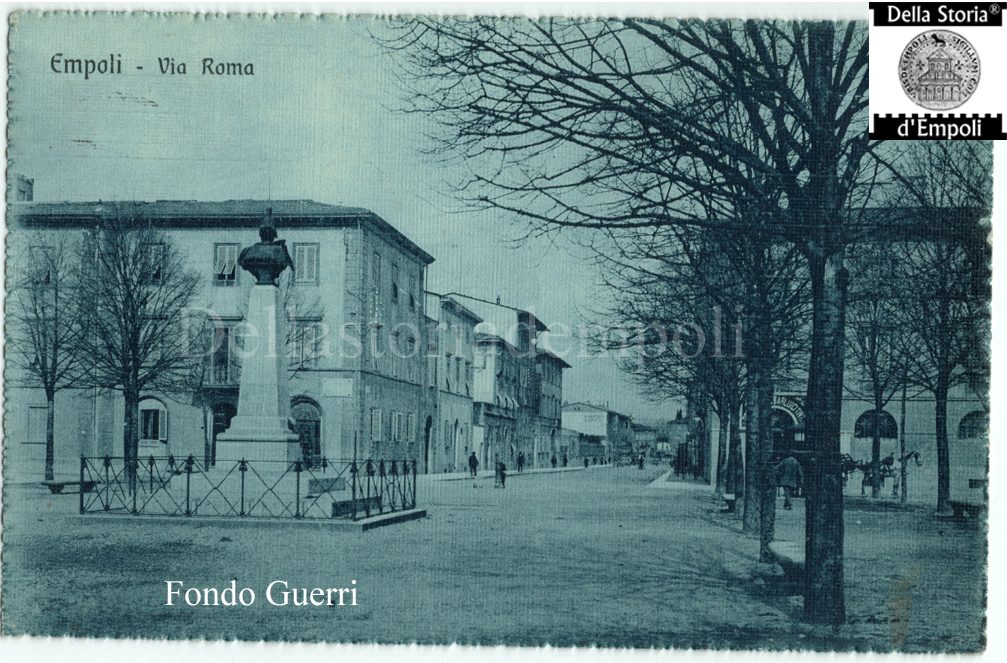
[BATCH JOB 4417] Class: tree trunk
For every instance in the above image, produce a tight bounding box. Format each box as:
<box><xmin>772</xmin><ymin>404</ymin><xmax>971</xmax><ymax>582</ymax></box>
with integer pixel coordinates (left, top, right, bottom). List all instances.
<box><xmin>123</xmin><ymin>387</ymin><xmax>140</xmax><ymax>493</ymax></box>
<box><xmin>44</xmin><ymin>394</ymin><xmax>56</xmax><ymax>482</ymax></box>
<box><xmin>728</xmin><ymin>404</ymin><xmax>744</xmax><ymax>501</ymax></box>
<box><xmin>753</xmin><ymin>359</ymin><xmax>776</xmax><ymax>562</ymax></box>
<box><xmin>742</xmin><ymin>388</ymin><xmax>760</xmax><ymax>534</ymax></box>
<box><xmin>803</xmin><ymin>247</ymin><xmax>848</xmax><ymax>625</ymax></box>
<box><xmin>715</xmin><ymin>405</ymin><xmax>729</xmax><ymax>496</ymax></box>
<box><xmin>934</xmin><ymin>379</ymin><xmax>951</xmax><ymax>514</ymax></box>
<box><xmin>871</xmin><ymin>395</ymin><xmax>882</xmax><ymax>498</ymax></box>
<box><xmin>906</xmin><ymin>376</ymin><xmax>914</xmax><ymax>501</ymax></box>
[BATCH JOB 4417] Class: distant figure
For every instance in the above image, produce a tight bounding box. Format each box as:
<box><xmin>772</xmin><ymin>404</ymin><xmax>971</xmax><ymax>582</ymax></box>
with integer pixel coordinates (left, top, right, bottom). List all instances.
<box><xmin>562</xmin><ymin>453</ymin><xmax>568</xmax><ymax>467</ymax></box>
<box><xmin>774</xmin><ymin>454</ymin><xmax>804</xmax><ymax>510</ymax></box>
<box><xmin>584</xmin><ymin>457</ymin><xmax>590</xmax><ymax>468</ymax></box>
<box><xmin>498</xmin><ymin>461</ymin><xmax>507</xmax><ymax>488</ymax></box>
<box><xmin>637</xmin><ymin>454</ymin><xmax>645</xmax><ymax>470</ymax></box>
<box><xmin>551</xmin><ymin>454</ymin><xmax>558</xmax><ymax>469</ymax></box>
<box><xmin>468</xmin><ymin>451</ymin><xmax>479</xmax><ymax>478</ymax></box>
<box><xmin>517</xmin><ymin>452</ymin><xmax>526</xmax><ymax>473</ymax></box>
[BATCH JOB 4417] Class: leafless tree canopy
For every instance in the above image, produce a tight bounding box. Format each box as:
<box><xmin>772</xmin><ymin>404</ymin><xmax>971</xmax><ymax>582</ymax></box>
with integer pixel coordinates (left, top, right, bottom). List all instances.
<box><xmin>383</xmin><ymin>18</ymin><xmax>869</xmax><ymax>243</ymax></box>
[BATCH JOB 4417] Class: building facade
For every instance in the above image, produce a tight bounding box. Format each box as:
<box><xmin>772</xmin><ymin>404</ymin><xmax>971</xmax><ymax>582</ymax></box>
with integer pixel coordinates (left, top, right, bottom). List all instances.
<box><xmin>5</xmin><ymin>199</ymin><xmax>435</xmax><ymax>479</ymax></box>
<box><xmin>561</xmin><ymin>402</ymin><xmax>635</xmax><ymax>461</ymax></box>
<box><xmin>422</xmin><ymin>295</ymin><xmax>481</xmax><ymax>473</ymax></box>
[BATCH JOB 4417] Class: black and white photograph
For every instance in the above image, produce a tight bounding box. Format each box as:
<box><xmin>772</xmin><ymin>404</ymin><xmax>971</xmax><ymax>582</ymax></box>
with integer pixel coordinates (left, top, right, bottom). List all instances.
<box><xmin>0</xmin><ymin>5</ymin><xmax>995</xmax><ymax>657</ymax></box>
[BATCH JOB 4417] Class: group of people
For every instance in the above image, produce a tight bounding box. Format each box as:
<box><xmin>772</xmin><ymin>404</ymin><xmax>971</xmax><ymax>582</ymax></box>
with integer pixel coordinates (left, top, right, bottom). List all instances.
<box><xmin>466</xmin><ymin>450</ymin><xmax>571</xmax><ymax>486</ymax></box>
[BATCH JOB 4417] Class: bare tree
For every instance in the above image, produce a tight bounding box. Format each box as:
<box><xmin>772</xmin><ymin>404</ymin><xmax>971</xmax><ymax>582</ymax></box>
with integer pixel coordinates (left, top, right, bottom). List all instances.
<box><xmin>881</xmin><ymin>143</ymin><xmax>991</xmax><ymax>514</ymax></box>
<box><xmin>75</xmin><ymin>215</ymin><xmax>202</xmax><ymax>489</ymax></box>
<box><xmin>8</xmin><ymin>234</ymin><xmax>85</xmax><ymax>480</ymax></box>
<box><xmin>844</xmin><ymin>243</ymin><xmax>908</xmax><ymax>497</ymax></box>
<box><xmin>382</xmin><ymin>17</ymin><xmax>870</xmax><ymax>622</ymax></box>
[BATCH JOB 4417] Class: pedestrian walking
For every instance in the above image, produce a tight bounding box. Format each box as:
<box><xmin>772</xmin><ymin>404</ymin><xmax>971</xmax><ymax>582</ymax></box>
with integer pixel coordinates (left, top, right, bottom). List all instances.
<box><xmin>637</xmin><ymin>454</ymin><xmax>645</xmax><ymax>470</ymax></box>
<box><xmin>551</xmin><ymin>454</ymin><xmax>558</xmax><ymax>469</ymax></box>
<box><xmin>468</xmin><ymin>451</ymin><xmax>479</xmax><ymax>478</ymax></box>
<box><xmin>498</xmin><ymin>461</ymin><xmax>507</xmax><ymax>488</ymax></box>
<box><xmin>517</xmin><ymin>451</ymin><xmax>525</xmax><ymax>473</ymax></box>
<box><xmin>562</xmin><ymin>453</ymin><xmax>568</xmax><ymax>467</ymax></box>
<box><xmin>774</xmin><ymin>454</ymin><xmax>804</xmax><ymax>510</ymax></box>
<box><xmin>584</xmin><ymin>457</ymin><xmax>590</xmax><ymax>468</ymax></box>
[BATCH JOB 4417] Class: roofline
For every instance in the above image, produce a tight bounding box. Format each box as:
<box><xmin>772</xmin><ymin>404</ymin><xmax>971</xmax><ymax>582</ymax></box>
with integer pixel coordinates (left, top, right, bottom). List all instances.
<box><xmin>441</xmin><ymin>297</ymin><xmax>483</xmax><ymax>324</ymax></box>
<box><xmin>10</xmin><ymin>200</ymin><xmax>435</xmax><ymax>264</ymax></box>
<box><xmin>562</xmin><ymin>401</ymin><xmax>630</xmax><ymax>418</ymax></box>
<box><xmin>536</xmin><ymin>348</ymin><xmax>572</xmax><ymax>369</ymax></box>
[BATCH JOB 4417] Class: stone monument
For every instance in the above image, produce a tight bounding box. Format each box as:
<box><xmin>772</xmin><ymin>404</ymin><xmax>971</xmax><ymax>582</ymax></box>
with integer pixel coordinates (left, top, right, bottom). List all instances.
<box><xmin>215</xmin><ymin>209</ymin><xmax>301</xmax><ymax>463</ymax></box>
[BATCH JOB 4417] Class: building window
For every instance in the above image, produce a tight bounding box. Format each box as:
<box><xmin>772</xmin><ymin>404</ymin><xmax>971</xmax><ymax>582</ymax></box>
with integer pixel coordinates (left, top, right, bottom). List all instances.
<box><xmin>958</xmin><ymin>411</ymin><xmax>988</xmax><ymax>440</ymax></box>
<box><xmin>144</xmin><ymin>243</ymin><xmax>165</xmax><ymax>284</ymax></box>
<box><xmin>407</xmin><ymin>275</ymin><xmax>417</xmax><ymax>311</ymax></box>
<box><xmin>214</xmin><ymin>243</ymin><xmax>239</xmax><ymax>285</ymax></box>
<box><xmin>292</xmin><ymin>243</ymin><xmax>319</xmax><ymax>284</ymax></box>
<box><xmin>370</xmin><ymin>408</ymin><xmax>383</xmax><ymax>441</ymax></box>
<box><xmin>27</xmin><ymin>405</ymin><xmax>47</xmax><ymax>444</ymax></box>
<box><xmin>372</xmin><ymin>252</ymin><xmax>382</xmax><ymax>290</ymax></box>
<box><xmin>139</xmin><ymin>398</ymin><xmax>168</xmax><ymax>444</ymax></box>
<box><xmin>209</xmin><ymin>326</ymin><xmax>232</xmax><ymax>384</ymax></box>
<box><xmin>28</xmin><ymin>245</ymin><xmax>54</xmax><ymax>285</ymax></box>
<box><xmin>391</xmin><ymin>263</ymin><xmax>400</xmax><ymax>303</ymax></box>
<box><xmin>853</xmin><ymin>410</ymin><xmax>897</xmax><ymax>439</ymax></box>
<box><xmin>289</xmin><ymin>320</ymin><xmax>320</xmax><ymax>367</ymax></box>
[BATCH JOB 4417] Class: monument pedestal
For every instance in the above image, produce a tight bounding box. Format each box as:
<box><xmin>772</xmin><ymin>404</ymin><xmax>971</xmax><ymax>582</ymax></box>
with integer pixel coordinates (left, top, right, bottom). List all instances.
<box><xmin>215</xmin><ymin>283</ymin><xmax>300</xmax><ymax>467</ymax></box>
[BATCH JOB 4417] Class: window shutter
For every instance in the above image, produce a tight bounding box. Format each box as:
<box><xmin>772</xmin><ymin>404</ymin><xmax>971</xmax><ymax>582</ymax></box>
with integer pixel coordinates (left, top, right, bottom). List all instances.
<box><xmin>159</xmin><ymin>406</ymin><xmax>168</xmax><ymax>441</ymax></box>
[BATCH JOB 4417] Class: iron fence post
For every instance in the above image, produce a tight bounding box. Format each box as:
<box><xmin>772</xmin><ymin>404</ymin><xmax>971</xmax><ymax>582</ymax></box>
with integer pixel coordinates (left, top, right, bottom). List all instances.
<box><xmin>185</xmin><ymin>455</ymin><xmax>193</xmax><ymax>516</ymax></box>
<box><xmin>390</xmin><ymin>460</ymin><xmax>399</xmax><ymax>511</ymax></box>
<box><xmin>239</xmin><ymin>459</ymin><xmax>247</xmax><ymax>516</ymax></box>
<box><xmin>350</xmin><ymin>461</ymin><xmax>358</xmax><ymax>521</ymax></box>
<box><xmin>365</xmin><ymin>459</ymin><xmax>375</xmax><ymax>518</ymax></box>
<box><xmin>79</xmin><ymin>456</ymin><xmax>86</xmax><ymax>514</ymax></box>
<box><xmin>102</xmin><ymin>455</ymin><xmax>111</xmax><ymax>511</ymax></box>
<box><xmin>294</xmin><ymin>460</ymin><xmax>302</xmax><ymax>519</ymax></box>
<box><xmin>412</xmin><ymin>459</ymin><xmax>417</xmax><ymax>508</ymax></box>
<box><xmin>131</xmin><ymin>459</ymin><xmax>138</xmax><ymax>515</ymax></box>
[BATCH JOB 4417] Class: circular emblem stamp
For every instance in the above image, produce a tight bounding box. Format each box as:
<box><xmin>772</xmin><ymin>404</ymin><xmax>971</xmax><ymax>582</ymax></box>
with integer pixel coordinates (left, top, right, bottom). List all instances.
<box><xmin>898</xmin><ymin>30</ymin><xmax>981</xmax><ymax>110</ymax></box>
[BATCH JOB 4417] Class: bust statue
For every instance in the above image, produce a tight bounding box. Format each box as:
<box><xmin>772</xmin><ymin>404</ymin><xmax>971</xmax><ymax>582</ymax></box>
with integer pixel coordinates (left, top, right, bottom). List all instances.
<box><xmin>238</xmin><ymin>208</ymin><xmax>294</xmax><ymax>285</ymax></box>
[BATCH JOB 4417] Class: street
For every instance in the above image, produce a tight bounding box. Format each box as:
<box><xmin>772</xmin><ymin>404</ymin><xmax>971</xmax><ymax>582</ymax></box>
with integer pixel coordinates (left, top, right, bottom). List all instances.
<box><xmin>1</xmin><ymin>466</ymin><xmax>985</xmax><ymax>651</ymax></box>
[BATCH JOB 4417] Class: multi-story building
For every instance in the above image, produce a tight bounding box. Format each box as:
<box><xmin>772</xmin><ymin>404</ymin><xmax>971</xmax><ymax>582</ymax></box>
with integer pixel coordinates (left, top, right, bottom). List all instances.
<box><xmin>422</xmin><ymin>294</ymin><xmax>482</xmax><ymax>473</ymax></box>
<box><xmin>561</xmin><ymin>402</ymin><xmax>635</xmax><ymax>461</ymax></box>
<box><xmin>471</xmin><ymin>333</ymin><xmax>521</xmax><ymax>470</ymax></box>
<box><xmin>5</xmin><ymin>199</ymin><xmax>435</xmax><ymax>479</ymax></box>
<box><xmin>467</xmin><ymin>305</ymin><xmax>571</xmax><ymax>470</ymax></box>
<box><xmin>631</xmin><ymin>423</ymin><xmax>657</xmax><ymax>458</ymax></box>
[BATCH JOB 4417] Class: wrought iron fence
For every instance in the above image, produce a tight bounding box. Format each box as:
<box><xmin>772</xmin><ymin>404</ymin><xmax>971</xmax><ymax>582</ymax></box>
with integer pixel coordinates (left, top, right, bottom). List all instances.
<box><xmin>79</xmin><ymin>455</ymin><xmax>417</xmax><ymax>521</ymax></box>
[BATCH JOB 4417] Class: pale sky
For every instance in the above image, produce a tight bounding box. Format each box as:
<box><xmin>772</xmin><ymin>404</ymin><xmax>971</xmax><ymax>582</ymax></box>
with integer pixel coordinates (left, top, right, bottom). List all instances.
<box><xmin>8</xmin><ymin>12</ymin><xmax>677</xmax><ymax>420</ymax></box>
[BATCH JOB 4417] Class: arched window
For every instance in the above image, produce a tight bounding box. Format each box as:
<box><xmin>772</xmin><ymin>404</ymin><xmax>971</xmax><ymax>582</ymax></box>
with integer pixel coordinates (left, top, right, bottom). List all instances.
<box><xmin>139</xmin><ymin>397</ymin><xmax>168</xmax><ymax>445</ymax></box>
<box><xmin>291</xmin><ymin>397</ymin><xmax>322</xmax><ymax>466</ymax></box>
<box><xmin>958</xmin><ymin>411</ymin><xmax>988</xmax><ymax>440</ymax></box>
<box><xmin>853</xmin><ymin>410</ymin><xmax>898</xmax><ymax>439</ymax></box>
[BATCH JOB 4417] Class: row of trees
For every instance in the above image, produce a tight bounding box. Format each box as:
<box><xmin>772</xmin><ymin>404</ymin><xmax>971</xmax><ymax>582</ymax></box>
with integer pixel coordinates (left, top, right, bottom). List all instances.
<box><xmin>10</xmin><ymin>218</ymin><xmax>202</xmax><ymax>483</ymax></box>
<box><xmin>380</xmin><ymin>18</ymin><xmax>991</xmax><ymax>623</ymax></box>
<box><xmin>10</xmin><ymin>216</ymin><xmax>319</xmax><ymax>484</ymax></box>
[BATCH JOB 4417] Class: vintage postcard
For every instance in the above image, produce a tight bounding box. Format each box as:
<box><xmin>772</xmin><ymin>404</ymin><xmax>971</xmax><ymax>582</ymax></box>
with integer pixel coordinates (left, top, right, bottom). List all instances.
<box><xmin>1</xmin><ymin>6</ymin><xmax>994</xmax><ymax>656</ymax></box>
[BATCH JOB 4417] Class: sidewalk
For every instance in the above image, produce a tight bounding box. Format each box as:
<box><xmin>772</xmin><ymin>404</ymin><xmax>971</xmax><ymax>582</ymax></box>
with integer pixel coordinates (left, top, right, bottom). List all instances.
<box><xmin>647</xmin><ymin>470</ymin><xmax>714</xmax><ymax>491</ymax></box>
